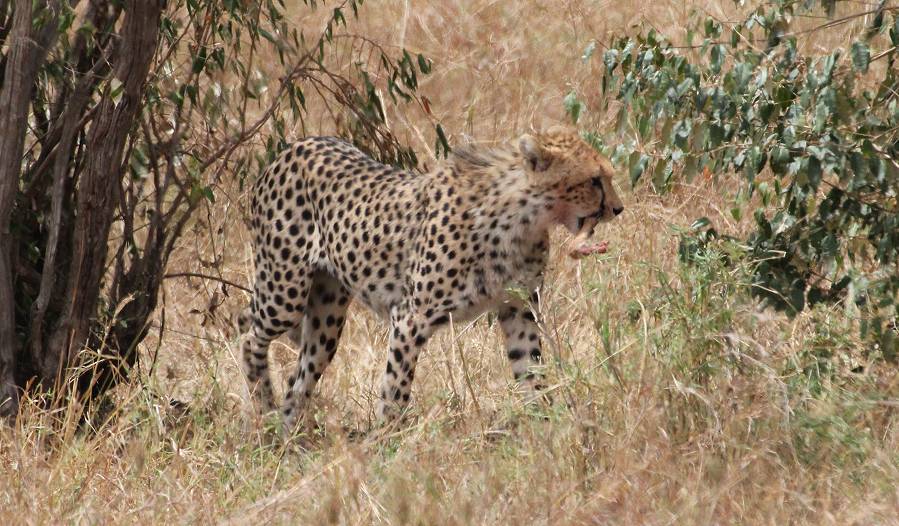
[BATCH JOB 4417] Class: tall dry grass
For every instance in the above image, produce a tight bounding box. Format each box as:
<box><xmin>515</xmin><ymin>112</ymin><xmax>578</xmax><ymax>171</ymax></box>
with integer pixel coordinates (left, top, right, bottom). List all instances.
<box><xmin>1</xmin><ymin>1</ymin><xmax>897</xmax><ymax>524</ymax></box>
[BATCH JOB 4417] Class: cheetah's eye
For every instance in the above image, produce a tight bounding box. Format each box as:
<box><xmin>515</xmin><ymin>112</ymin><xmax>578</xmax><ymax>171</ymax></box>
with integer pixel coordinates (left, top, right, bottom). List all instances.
<box><xmin>591</xmin><ymin>177</ymin><xmax>603</xmax><ymax>188</ymax></box>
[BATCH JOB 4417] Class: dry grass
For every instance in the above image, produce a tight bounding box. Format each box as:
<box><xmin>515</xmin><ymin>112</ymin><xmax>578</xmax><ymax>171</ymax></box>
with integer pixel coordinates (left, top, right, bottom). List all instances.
<box><xmin>2</xmin><ymin>1</ymin><xmax>898</xmax><ymax>524</ymax></box>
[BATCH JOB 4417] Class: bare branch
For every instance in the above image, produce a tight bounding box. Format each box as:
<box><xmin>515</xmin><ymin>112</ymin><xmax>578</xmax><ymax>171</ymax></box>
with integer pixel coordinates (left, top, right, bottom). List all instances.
<box><xmin>163</xmin><ymin>272</ymin><xmax>251</xmax><ymax>293</ymax></box>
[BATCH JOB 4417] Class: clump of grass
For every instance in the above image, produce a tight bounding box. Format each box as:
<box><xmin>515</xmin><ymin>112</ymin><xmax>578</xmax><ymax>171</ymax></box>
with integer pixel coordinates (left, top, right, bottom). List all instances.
<box><xmin>4</xmin><ymin>182</ymin><xmax>895</xmax><ymax>524</ymax></box>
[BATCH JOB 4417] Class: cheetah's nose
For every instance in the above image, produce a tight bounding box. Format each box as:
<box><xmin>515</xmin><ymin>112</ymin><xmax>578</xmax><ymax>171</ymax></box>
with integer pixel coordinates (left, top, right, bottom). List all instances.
<box><xmin>613</xmin><ymin>206</ymin><xmax>624</xmax><ymax>216</ymax></box>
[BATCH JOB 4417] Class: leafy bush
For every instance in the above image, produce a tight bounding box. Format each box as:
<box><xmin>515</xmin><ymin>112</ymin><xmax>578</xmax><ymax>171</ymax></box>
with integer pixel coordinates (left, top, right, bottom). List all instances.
<box><xmin>579</xmin><ymin>1</ymin><xmax>899</xmax><ymax>359</ymax></box>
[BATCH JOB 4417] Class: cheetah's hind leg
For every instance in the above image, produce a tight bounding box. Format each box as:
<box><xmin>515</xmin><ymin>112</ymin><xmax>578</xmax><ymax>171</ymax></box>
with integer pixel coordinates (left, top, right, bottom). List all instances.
<box><xmin>239</xmin><ymin>266</ymin><xmax>313</xmax><ymax>416</ymax></box>
<box><xmin>281</xmin><ymin>271</ymin><xmax>351</xmax><ymax>433</ymax></box>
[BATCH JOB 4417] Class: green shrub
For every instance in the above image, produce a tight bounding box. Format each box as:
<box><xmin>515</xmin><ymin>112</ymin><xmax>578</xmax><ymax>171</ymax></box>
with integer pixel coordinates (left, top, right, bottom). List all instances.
<box><xmin>579</xmin><ymin>0</ymin><xmax>899</xmax><ymax>359</ymax></box>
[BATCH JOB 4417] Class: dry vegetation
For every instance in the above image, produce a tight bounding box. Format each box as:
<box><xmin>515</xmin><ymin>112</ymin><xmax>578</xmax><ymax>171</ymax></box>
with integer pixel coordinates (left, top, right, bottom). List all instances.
<box><xmin>2</xmin><ymin>0</ymin><xmax>898</xmax><ymax>524</ymax></box>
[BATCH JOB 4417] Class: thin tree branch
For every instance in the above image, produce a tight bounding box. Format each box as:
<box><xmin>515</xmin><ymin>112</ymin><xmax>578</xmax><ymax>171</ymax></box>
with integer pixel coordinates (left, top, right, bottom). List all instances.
<box><xmin>163</xmin><ymin>272</ymin><xmax>251</xmax><ymax>293</ymax></box>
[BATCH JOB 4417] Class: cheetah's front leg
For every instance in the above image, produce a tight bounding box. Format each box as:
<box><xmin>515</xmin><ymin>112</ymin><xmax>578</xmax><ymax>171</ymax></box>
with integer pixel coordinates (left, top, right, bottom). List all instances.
<box><xmin>498</xmin><ymin>303</ymin><xmax>547</xmax><ymax>397</ymax></box>
<box><xmin>377</xmin><ymin>310</ymin><xmax>435</xmax><ymax>422</ymax></box>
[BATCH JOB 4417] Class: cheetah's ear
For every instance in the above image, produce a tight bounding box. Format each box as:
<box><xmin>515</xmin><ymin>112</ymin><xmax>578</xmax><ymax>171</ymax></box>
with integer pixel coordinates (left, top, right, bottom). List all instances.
<box><xmin>519</xmin><ymin>134</ymin><xmax>550</xmax><ymax>172</ymax></box>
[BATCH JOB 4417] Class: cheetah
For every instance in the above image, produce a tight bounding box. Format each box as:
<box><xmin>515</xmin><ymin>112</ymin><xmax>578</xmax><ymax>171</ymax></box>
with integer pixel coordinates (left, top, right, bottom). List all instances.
<box><xmin>237</xmin><ymin>126</ymin><xmax>624</xmax><ymax>429</ymax></box>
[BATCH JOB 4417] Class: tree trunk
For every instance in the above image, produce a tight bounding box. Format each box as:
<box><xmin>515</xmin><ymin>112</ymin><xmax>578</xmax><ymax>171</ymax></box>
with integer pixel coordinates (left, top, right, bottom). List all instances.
<box><xmin>0</xmin><ymin>0</ymin><xmax>60</xmax><ymax>416</ymax></box>
<box><xmin>45</xmin><ymin>0</ymin><xmax>165</xmax><ymax>389</ymax></box>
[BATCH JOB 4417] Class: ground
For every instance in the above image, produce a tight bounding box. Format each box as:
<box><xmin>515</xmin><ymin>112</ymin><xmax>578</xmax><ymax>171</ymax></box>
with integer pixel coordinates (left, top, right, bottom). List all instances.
<box><xmin>0</xmin><ymin>1</ymin><xmax>896</xmax><ymax>524</ymax></box>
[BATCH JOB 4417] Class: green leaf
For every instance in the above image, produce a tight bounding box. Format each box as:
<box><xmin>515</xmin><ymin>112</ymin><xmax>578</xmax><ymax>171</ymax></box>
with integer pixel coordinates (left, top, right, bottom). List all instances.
<box><xmin>563</xmin><ymin>91</ymin><xmax>584</xmax><ymax>124</ymax></box>
<box><xmin>710</xmin><ymin>44</ymin><xmax>726</xmax><ymax>74</ymax></box>
<box><xmin>629</xmin><ymin>153</ymin><xmax>649</xmax><ymax>186</ymax></box>
<box><xmin>690</xmin><ymin>217</ymin><xmax>711</xmax><ymax>230</ymax></box>
<box><xmin>672</xmin><ymin>119</ymin><xmax>692</xmax><ymax>150</ymax></box>
<box><xmin>76</xmin><ymin>20</ymin><xmax>96</xmax><ymax>40</ymax></box>
<box><xmin>192</xmin><ymin>46</ymin><xmax>208</xmax><ymax>74</ymax></box>
<box><xmin>813</xmin><ymin>99</ymin><xmax>830</xmax><ymax>132</ymax></box>
<box><xmin>683</xmin><ymin>155</ymin><xmax>699</xmax><ymax>181</ymax></box>
<box><xmin>822</xmin><ymin>51</ymin><xmax>839</xmax><ymax>82</ymax></box>
<box><xmin>743</xmin><ymin>146</ymin><xmax>763</xmax><ymax>182</ymax></box>
<box><xmin>789</xmin><ymin>280</ymin><xmax>806</xmax><ymax>313</ymax></box>
<box><xmin>332</xmin><ymin>7</ymin><xmax>346</xmax><ymax>26</ymax></box>
<box><xmin>435</xmin><ymin>124</ymin><xmax>450</xmax><ymax>158</ymax></box>
<box><xmin>603</xmin><ymin>49</ymin><xmax>619</xmax><ymax>72</ymax></box>
<box><xmin>110</xmin><ymin>78</ymin><xmax>123</xmax><ymax>106</ymax></box>
<box><xmin>807</xmin><ymin>156</ymin><xmax>822</xmax><ymax>189</ymax></box>
<box><xmin>417</xmin><ymin>54</ymin><xmax>432</xmax><ymax>74</ymax></box>
<box><xmin>675</xmin><ymin>78</ymin><xmax>694</xmax><ymax>97</ymax></box>
<box><xmin>167</xmin><ymin>87</ymin><xmax>184</xmax><ymax>108</ymax></box>
<box><xmin>258</xmin><ymin>27</ymin><xmax>278</xmax><ymax>45</ymax></box>
<box><xmin>581</xmin><ymin>131</ymin><xmax>604</xmax><ymax>152</ymax></box>
<box><xmin>582</xmin><ymin>41</ymin><xmax>597</xmax><ymax>62</ymax></box>
<box><xmin>189</xmin><ymin>184</ymin><xmax>215</xmax><ymax>204</ymax></box>
<box><xmin>704</xmin><ymin>18</ymin><xmax>721</xmax><ymax>38</ymax></box>
<box><xmin>851</xmin><ymin>41</ymin><xmax>870</xmax><ymax>73</ymax></box>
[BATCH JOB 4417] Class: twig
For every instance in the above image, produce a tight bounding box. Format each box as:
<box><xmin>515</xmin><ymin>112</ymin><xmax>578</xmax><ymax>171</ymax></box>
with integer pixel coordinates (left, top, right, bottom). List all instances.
<box><xmin>780</xmin><ymin>7</ymin><xmax>896</xmax><ymax>38</ymax></box>
<box><xmin>448</xmin><ymin>314</ymin><xmax>482</xmax><ymax>420</ymax></box>
<box><xmin>148</xmin><ymin>283</ymin><xmax>166</xmax><ymax>380</ymax></box>
<box><xmin>665</xmin><ymin>7</ymin><xmax>898</xmax><ymax>50</ymax></box>
<box><xmin>871</xmin><ymin>45</ymin><xmax>897</xmax><ymax>62</ymax></box>
<box><xmin>163</xmin><ymin>272</ymin><xmax>251</xmax><ymax>293</ymax></box>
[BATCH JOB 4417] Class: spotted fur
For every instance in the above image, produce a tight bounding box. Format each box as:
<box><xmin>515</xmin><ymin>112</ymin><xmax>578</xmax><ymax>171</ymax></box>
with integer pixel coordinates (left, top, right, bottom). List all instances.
<box><xmin>238</xmin><ymin>127</ymin><xmax>624</xmax><ymax>429</ymax></box>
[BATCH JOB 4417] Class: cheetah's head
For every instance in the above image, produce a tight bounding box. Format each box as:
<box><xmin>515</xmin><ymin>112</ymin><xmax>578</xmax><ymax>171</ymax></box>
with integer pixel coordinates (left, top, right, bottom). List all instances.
<box><xmin>519</xmin><ymin>126</ymin><xmax>624</xmax><ymax>235</ymax></box>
